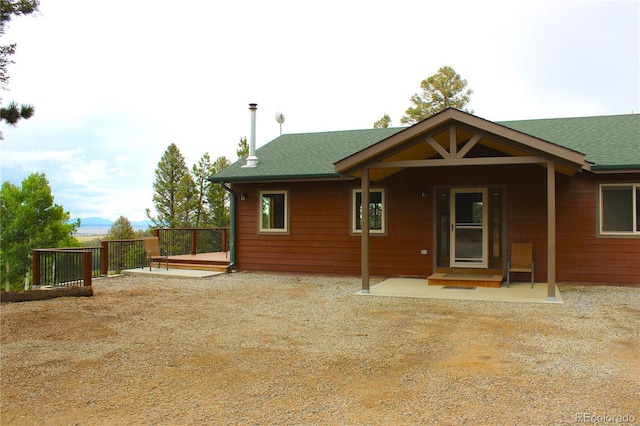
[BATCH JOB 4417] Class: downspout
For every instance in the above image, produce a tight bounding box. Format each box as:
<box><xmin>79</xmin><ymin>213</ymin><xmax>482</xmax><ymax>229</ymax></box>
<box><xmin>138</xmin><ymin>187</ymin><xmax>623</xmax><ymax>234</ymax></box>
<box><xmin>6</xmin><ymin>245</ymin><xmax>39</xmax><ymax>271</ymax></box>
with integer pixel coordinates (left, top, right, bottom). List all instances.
<box><xmin>221</xmin><ymin>181</ymin><xmax>236</xmax><ymax>272</ymax></box>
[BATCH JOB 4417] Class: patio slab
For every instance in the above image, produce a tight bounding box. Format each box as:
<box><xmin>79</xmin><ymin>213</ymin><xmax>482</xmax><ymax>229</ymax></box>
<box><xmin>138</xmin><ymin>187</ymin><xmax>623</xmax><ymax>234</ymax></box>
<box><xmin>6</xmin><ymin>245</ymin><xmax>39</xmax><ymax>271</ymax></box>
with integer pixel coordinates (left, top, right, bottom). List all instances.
<box><xmin>356</xmin><ymin>278</ymin><xmax>563</xmax><ymax>304</ymax></box>
<box><xmin>121</xmin><ymin>268</ymin><xmax>225</xmax><ymax>279</ymax></box>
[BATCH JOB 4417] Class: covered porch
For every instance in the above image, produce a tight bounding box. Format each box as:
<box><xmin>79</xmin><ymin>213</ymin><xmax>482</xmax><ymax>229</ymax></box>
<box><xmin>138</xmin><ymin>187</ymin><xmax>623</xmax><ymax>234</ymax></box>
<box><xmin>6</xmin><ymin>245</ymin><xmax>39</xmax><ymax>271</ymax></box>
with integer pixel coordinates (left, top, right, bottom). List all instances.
<box><xmin>334</xmin><ymin>109</ymin><xmax>587</xmax><ymax>300</ymax></box>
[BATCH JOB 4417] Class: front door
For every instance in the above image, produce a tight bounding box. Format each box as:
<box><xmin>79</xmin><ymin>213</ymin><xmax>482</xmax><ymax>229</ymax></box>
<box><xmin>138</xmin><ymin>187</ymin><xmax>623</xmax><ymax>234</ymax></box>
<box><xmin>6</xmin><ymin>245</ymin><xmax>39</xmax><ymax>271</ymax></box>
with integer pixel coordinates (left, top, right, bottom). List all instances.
<box><xmin>450</xmin><ymin>188</ymin><xmax>488</xmax><ymax>268</ymax></box>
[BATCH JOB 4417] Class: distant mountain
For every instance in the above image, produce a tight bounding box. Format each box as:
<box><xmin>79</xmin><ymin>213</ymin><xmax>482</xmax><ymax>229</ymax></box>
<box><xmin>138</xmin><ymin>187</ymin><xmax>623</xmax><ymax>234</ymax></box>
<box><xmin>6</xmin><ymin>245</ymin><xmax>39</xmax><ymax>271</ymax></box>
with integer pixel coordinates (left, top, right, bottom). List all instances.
<box><xmin>73</xmin><ymin>217</ymin><xmax>113</xmax><ymax>226</ymax></box>
<box><xmin>70</xmin><ymin>217</ymin><xmax>154</xmax><ymax>233</ymax></box>
<box><xmin>131</xmin><ymin>220</ymin><xmax>154</xmax><ymax>229</ymax></box>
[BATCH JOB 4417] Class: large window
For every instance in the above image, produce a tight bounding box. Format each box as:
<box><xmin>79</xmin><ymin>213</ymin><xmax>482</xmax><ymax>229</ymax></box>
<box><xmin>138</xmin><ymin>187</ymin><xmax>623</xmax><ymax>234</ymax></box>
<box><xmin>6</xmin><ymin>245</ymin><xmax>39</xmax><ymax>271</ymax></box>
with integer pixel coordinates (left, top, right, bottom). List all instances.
<box><xmin>599</xmin><ymin>184</ymin><xmax>640</xmax><ymax>236</ymax></box>
<box><xmin>352</xmin><ymin>188</ymin><xmax>386</xmax><ymax>234</ymax></box>
<box><xmin>259</xmin><ymin>190</ymin><xmax>288</xmax><ymax>233</ymax></box>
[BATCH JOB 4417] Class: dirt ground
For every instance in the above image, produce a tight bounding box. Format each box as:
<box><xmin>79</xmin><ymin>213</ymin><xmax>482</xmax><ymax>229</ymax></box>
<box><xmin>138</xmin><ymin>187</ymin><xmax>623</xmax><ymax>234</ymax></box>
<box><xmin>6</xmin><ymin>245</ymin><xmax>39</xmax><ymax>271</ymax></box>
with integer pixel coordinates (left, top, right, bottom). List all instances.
<box><xmin>1</xmin><ymin>273</ymin><xmax>639</xmax><ymax>425</ymax></box>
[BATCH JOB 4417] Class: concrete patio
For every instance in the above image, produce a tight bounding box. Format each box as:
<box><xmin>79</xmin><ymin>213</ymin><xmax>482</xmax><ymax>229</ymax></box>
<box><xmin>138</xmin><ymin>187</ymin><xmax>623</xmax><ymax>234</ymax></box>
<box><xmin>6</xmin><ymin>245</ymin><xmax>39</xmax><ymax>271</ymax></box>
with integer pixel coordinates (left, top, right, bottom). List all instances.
<box><xmin>357</xmin><ymin>277</ymin><xmax>564</xmax><ymax>304</ymax></box>
<box><xmin>122</xmin><ymin>268</ymin><xmax>225</xmax><ymax>279</ymax></box>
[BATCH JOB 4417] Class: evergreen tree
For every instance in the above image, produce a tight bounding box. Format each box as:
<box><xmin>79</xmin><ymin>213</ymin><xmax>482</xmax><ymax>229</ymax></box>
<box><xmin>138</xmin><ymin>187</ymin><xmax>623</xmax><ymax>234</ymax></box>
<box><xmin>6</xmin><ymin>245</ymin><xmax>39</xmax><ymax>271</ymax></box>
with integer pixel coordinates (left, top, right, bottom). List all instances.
<box><xmin>401</xmin><ymin>65</ymin><xmax>473</xmax><ymax>125</ymax></box>
<box><xmin>105</xmin><ymin>216</ymin><xmax>136</xmax><ymax>240</ymax></box>
<box><xmin>0</xmin><ymin>172</ymin><xmax>78</xmax><ymax>290</ymax></box>
<box><xmin>146</xmin><ymin>143</ymin><xmax>197</xmax><ymax>228</ymax></box>
<box><xmin>373</xmin><ymin>114</ymin><xmax>391</xmax><ymax>129</ymax></box>
<box><xmin>236</xmin><ymin>136</ymin><xmax>249</xmax><ymax>160</ymax></box>
<box><xmin>177</xmin><ymin>172</ymin><xmax>198</xmax><ymax>227</ymax></box>
<box><xmin>192</xmin><ymin>153</ymin><xmax>216</xmax><ymax>227</ymax></box>
<box><xmin>207</xmin><ymin>156</ymin><xmax>230</xmax><ymax>227</ymax></box>
<box><xmin>0</xmin><ymin>0</ymin><xmax>39</xmax><ymax>136</ymax></box>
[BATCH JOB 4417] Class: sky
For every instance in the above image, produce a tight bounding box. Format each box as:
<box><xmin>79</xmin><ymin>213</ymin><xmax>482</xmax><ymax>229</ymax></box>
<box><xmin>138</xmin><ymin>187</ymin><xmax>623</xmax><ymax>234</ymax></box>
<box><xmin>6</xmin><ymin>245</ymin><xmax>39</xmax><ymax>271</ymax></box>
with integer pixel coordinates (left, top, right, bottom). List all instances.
<box><xmin>1</xmin><ymin>0</ymin><xmax>638</xmax><ymax>222</ymax></box>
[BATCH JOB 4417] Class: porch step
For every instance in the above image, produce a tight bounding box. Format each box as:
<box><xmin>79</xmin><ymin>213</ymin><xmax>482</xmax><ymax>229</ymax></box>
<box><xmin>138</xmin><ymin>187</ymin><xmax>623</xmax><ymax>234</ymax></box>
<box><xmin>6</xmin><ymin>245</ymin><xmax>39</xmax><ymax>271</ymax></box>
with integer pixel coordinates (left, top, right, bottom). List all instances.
<box><xmin>167</xmin><ymin>262</ymin><xmax>228</xmax><ymax>272</ymax></box>
<box><xmin>428</xmin><ymin>273</ymin><xmax>504</xmax><ymax>288</ymax></box>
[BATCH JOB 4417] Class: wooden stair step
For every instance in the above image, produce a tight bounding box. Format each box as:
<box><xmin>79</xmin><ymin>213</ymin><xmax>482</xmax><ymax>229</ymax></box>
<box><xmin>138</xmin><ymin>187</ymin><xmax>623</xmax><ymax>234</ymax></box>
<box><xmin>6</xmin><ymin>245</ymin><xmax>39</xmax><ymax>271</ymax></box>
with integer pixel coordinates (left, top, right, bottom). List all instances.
<box><xmin>428</xmin><ymin>273</ymin><xmax>504</xmax><ymax>288</ymax></box>
<box><xmin>168</xmin><ymin>263</ymin><xmax>228</xmax><ymax>272</ymax></box>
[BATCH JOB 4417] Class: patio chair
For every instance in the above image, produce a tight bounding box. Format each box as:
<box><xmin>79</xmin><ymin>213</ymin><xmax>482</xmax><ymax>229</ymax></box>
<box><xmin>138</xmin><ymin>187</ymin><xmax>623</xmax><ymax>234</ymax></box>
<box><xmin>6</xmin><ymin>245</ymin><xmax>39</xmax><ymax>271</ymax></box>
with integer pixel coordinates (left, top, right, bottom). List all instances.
<box><xmin>507</xmin><ymin>243</ymin><xmax>534</xmax><ymax>288</ymax></box>
<box><xmin>143</xmin><ymin>237</ymin><xmax>168</xmax><ymax>271</ymax></box>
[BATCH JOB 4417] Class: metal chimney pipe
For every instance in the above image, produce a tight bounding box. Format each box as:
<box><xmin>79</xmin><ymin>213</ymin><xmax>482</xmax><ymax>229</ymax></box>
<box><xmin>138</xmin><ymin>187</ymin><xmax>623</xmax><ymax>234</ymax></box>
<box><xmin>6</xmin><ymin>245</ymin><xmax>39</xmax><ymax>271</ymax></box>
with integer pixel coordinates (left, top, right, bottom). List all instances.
<box><xmin>245</xmin><ymin>103</ymin><xmax>258</xmax><ymax>167</ymax></box>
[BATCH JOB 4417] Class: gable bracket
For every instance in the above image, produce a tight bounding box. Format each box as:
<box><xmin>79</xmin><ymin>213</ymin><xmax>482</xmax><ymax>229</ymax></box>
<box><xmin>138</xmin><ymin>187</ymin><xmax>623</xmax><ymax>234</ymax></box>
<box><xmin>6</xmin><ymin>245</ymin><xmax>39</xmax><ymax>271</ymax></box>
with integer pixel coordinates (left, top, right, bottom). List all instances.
<box><xmin>450</xmin><ymin>126</ymin><xmax>457</xmax><ymax>158</ymax></box>
<box><xmin>423</xmin><ymin>126</ymin><xmax>483</xmax><ymax>160</ymax></box>
<box><xmin>424</xmin><ymin>126</ymin><xmax>482</xmax><ymax>160</ymax></box>
<box><xmin>457</xmin><ymin>133</ymin><xmax>482</xmax><ymax>158</ymax></box>
<box><xmin>426</xmin><ymin>136</ymin><xmax>450</xmax><ymax>159</ymax></box>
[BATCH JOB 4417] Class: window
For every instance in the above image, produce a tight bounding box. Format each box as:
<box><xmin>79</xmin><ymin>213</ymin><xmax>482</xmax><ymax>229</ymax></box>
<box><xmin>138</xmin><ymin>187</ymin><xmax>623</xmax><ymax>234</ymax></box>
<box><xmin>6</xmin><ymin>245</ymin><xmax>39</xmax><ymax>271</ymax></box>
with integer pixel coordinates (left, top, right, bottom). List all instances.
<box><xmin>352</xmin><ymin>188</ymin><xmax>386</xmax><ymax>234</ymax></box>
<box><xmin>599</xmin><ymin>184</ymin><xmax>640</xmax><ymax>236</ymax></box>
<box><xmin>259</xmin><ymin>190</ymin><xmax>288</xmax><ymax>233</ymax></box>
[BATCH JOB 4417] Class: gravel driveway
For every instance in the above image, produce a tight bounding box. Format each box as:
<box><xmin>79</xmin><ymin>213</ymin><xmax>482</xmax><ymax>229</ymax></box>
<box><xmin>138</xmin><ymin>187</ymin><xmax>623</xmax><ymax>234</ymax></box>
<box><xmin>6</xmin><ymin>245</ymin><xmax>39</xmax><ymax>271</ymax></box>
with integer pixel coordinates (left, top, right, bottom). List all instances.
<box><xmin>1</xmin><ymin>273</ymin><xmax>639</xmax><ymax>425</ymax></box>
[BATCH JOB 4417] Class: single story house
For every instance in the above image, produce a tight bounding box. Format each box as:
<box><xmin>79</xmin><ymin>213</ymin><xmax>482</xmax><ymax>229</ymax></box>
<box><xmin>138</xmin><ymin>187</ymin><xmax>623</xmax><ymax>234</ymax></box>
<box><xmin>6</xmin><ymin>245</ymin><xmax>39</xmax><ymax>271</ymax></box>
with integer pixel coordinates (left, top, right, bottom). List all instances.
<box><xmin>210</xmin><ymin>107</ymin><xmax>640</xmax><ymax>298</ymax></box>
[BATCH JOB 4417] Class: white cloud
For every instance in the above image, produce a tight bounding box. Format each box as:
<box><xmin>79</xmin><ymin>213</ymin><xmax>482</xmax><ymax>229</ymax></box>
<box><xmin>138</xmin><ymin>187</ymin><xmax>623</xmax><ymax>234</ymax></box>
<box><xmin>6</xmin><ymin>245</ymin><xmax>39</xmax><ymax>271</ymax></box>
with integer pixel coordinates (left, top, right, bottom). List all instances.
<box><xmin>1</xmin><ymin>0</ymin><xmax>638</xmax><ymax>221</ymax></box>
<box><xmin>1</xmin><ymin>148</ymin><xmax>83</xmax><ymax>171</ymax></box>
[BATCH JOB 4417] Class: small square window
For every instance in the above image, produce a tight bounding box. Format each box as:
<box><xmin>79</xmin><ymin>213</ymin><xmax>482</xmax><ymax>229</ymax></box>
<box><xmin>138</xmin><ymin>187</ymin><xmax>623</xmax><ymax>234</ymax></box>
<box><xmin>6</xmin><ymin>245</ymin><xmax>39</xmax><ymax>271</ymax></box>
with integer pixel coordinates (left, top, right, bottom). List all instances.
<box><xmin>259</xmin><ymin>190</ymin><xmax>288</xmax><ymax>233</ymax></box>
<box><xmin>599</xmin><ymin>184</ymin><xmax>639</xmax><ymax>236</ymax></box>
<box><xmin>352</xmin><ymin>188</ymin><xmax>386</xmax><ymax>234</ymax></box>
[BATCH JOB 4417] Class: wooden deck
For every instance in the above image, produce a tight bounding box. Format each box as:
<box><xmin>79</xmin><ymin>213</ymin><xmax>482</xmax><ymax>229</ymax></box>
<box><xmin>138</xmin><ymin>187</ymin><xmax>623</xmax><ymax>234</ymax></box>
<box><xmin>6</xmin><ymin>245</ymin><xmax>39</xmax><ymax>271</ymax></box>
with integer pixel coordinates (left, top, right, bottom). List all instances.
<box><xmin>160</xmin><ymin>252</ymin><xmax>230</xmax><ymax>272</ymax></box>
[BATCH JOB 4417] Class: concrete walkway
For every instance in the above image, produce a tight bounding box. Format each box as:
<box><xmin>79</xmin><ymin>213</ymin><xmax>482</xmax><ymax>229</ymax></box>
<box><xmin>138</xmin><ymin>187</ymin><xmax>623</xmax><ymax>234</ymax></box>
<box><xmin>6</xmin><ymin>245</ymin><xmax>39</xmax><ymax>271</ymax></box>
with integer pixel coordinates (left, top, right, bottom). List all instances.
<box><xmin>122</xmin><ymin>268</ymin><xmax>225</xmax><ymax>279</ymax></box>
<box><xmin>357</xmin><ymin>278</ymin><xmax>563</xmax><ymax>304</ymax></box>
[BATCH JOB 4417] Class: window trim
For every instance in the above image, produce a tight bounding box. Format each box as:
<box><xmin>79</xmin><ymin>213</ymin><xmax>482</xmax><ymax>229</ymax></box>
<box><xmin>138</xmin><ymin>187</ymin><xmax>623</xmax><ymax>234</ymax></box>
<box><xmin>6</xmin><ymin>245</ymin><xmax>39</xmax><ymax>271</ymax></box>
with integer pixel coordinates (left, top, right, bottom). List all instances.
<box><xmin>351</xmin><ymin>187</ymin><xmax>387</xmax><ymax>236</ymax></box>
<box><xmin>597</xmin><ymin>183</ymin><xmax>640</xmax><ymax>238</ymax></box>
<box><xmin>258</xmin><ymin>189</ymin><xmax>290</xmax><ymax>234</ymax></box>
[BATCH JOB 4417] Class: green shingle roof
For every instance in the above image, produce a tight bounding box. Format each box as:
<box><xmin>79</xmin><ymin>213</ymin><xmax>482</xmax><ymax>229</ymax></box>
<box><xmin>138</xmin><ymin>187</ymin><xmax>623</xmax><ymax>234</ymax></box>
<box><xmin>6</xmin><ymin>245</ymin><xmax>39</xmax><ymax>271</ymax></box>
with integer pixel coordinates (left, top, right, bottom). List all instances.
<box><xmin>499</xmin><ymin>114</ymin><xmax>640</xmax><ymax>170</ymax></box>
<box><xmin>210</xmin><ymin>127</ymin><xmax>404</xmax><ymax>182</ymax></box>
<box><xmin>211</xmin><ymin>113</ymin><xmax>640</xmax><ymax>182</ymax></box>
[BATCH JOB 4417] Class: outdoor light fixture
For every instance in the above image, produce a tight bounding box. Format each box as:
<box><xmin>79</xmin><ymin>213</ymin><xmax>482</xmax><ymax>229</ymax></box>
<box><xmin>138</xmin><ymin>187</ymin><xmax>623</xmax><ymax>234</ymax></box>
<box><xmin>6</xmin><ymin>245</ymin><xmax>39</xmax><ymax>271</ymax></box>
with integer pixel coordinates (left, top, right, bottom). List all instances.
<box><xmin>421</xmin><ymin>190</ymin><xmax>428</xmax><ymax>198</ymax></box>
<box><xmin>240</xmin><ymin>193</ymin><xmax>247</xmax><ymax>201</ymax></box>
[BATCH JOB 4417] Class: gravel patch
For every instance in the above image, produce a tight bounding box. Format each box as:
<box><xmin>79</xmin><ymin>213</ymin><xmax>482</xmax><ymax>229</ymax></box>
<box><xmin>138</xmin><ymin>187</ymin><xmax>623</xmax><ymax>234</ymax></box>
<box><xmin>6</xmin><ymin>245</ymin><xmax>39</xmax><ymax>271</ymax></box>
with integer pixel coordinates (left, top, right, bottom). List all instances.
<box><xmin>1</xmin><ymin>273</ymin><xmax>639</xmax><ymax>425</ymax></box>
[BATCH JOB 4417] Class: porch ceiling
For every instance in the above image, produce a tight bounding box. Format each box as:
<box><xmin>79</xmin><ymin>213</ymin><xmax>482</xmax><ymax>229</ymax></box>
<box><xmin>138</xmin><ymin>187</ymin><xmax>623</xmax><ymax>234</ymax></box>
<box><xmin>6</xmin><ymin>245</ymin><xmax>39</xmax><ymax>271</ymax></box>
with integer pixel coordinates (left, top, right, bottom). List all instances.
<box><xmin>336</xmin><ymin>109</ymin><xmax>586</xmax><ymax>181</ymax></box>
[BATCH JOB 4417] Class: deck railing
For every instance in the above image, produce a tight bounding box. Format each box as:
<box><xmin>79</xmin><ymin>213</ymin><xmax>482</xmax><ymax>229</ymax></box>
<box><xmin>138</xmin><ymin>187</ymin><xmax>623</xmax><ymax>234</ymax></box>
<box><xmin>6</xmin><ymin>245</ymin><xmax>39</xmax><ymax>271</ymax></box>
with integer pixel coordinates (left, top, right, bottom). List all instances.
<box><xmin>100</xmin><ymin>228</ymin><xmax>228</xmax><ymax>274</ymax></box>
<box><xmin>100</xmin><ymin>239</ymin><xmax>145</xmax><ymax>272</ymax></box>
<box><xmin>32</xmin><ymin>248</ymin><xmax>96</xmax><ymax>287</ymax></box>
<box><xmin>30</xmin><ymin>228</ymin><xmax>228</xmax><ymax>284</ymax></box>
<box><xmin>155</xmin><ymin>228</ymin><xmax>228</xmax><ymax>256</ymax></box>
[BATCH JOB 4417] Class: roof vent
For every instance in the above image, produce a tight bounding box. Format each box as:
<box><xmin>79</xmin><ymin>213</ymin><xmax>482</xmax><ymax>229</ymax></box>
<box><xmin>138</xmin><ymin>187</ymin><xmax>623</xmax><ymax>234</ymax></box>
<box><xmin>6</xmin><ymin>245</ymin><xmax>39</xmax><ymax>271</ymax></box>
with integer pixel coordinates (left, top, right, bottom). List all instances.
<box><xmin>243</xmin><ymin>103</ymin><xmax>258</xmax><ymax>167</ymax></box>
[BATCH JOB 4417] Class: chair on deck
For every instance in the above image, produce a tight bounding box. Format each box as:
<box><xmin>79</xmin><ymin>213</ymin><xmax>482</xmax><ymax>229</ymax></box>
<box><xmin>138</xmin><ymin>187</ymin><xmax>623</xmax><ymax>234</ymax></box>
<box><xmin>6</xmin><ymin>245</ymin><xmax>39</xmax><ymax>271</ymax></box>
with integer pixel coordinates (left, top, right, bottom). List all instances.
<box><xmin>143</xmin><ymin>237</ymin><xmax>168</xmax><ymax>271</ymax></box>
<box><xmin>507</xmin><ymin>243</ymin><xmax>534</xmax><ymax>288</ymax></box>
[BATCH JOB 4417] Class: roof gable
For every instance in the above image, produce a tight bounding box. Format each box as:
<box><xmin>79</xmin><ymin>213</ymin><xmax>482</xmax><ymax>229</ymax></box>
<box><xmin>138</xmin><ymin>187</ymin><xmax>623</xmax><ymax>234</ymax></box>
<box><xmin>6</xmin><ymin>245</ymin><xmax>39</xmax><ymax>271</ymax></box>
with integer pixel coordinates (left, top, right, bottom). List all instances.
<box><xmin>334</xmin><ymin>109</ymin><xmax>587</xmax><ymax>178</ymax></box>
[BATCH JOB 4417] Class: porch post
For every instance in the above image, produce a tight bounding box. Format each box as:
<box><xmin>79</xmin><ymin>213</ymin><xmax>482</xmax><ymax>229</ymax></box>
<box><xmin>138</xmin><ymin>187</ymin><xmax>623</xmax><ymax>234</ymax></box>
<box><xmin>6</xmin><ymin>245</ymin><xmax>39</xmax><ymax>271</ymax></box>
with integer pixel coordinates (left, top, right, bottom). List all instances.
<box><xmin>546</xmin><ymin>161</ymin><xmax>556</xmax><ymax>300</ymax></box>
<box><xmin>361</xmin><ymin>168</ymin><xmax>370</xmax><ymax>293</ymax></box>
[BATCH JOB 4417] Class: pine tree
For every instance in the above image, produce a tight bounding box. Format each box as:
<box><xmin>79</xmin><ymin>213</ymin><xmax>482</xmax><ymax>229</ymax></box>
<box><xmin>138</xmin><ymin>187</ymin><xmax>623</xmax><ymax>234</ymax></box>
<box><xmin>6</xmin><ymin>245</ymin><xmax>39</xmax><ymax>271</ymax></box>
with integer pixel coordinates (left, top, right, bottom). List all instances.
<box><xmin>147</xmin><ymin>143</ymin><xmax>198</xmax><ymax>228</ymax></box>
<box><xmin>401</xmin><ymin>66</ymin><xmax>473</xmax><ymax>125</ymax></box>
<box><xmin>236</xmin><ymin>137</ymin><xmax>248</xmax><ymax>160</ymax></box>
<box><xmin>0</xmin><ymin>1</ymin><xmax>39</xmax><ymax>136</ymax></box>
<box><xmin>207</xmin><ymin>156</ymin><xmax>230</xmax><ymax>227</ymax></box>
<box><xmin>192</xmin><ymin>153</ymin><xmax>216</xmax><ymax>227</ymax></box>
<box><xmin>373</xmin><ymin>114</ymin><xmax>391</xmax><ymax>129</ymax></box>
<box><xmin>105</xmin><ymin>216</ymin><xmax>136</xmax><ymax>240</ymax></box>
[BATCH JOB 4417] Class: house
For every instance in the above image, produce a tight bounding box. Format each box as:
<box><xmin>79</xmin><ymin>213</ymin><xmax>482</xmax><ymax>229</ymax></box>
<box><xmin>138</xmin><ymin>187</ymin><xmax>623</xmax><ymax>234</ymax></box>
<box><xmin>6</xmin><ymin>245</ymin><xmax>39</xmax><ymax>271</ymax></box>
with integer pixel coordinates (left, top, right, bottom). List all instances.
<box><xmin>210</xmin><ymin>107</ymin><xmax>640</xmax><ymax>297</ymax></box>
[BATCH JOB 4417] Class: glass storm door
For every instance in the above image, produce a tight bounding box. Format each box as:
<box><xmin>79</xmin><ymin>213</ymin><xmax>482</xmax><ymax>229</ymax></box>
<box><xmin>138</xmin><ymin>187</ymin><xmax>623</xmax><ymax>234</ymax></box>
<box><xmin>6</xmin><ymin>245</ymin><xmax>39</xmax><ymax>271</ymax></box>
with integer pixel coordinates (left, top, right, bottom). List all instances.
<box><xmin>451</xmin><ymin>189</ymin><xmax>488</xmax><ymax>267</ymax></box>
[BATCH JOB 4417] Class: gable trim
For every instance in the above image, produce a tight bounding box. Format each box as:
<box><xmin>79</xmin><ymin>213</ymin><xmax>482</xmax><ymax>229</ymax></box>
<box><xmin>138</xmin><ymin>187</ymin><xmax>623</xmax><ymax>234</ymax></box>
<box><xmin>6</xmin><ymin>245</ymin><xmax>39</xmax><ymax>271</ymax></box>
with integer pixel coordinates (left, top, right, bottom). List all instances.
<box><xmin>370</xmin><ymin>156</ymin><xmax>545</xmax><ymax>169</ymax></box>
<box><xmin>335</xmin><ymin>109</ymin><xmax>587</xmax><ymax>177</ymax></box>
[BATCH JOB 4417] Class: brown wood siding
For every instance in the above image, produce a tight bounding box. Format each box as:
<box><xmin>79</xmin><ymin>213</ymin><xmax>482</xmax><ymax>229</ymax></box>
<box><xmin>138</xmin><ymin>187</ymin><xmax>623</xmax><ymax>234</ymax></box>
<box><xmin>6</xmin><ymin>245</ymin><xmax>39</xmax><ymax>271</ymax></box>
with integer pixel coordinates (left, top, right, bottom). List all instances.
<box><xmin>233</xmin><ymin>179</ymin><xmax>433</xmax><ymax>277</ymax></box>
<box><xmin>230</xmin><ymin>167</ymin><xmax>640</xmax><ymax>284</ymax></box>
<box><xmin>556</xmin><ymin>173</ymin><xmax>640</xmax><ymax>284</ymax></box>
<box><xmin>235</xmin><ymin>181</ymin><xmax>359</xmax><ymax>275</ymax></box>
